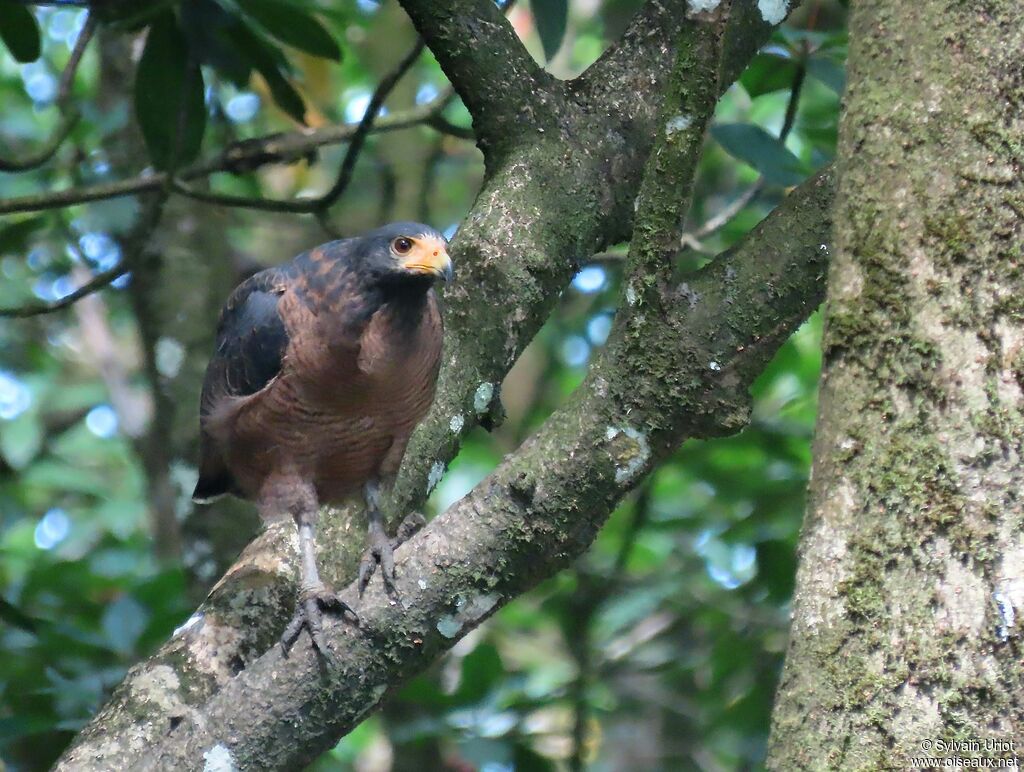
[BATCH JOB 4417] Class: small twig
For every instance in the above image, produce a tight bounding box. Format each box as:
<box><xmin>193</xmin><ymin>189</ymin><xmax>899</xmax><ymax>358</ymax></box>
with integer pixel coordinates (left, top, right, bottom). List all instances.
<box><xmin>0</xmin><ymin>13</ymin><xmax>96</xmax><ymax>173</ymax></box>
<box><xmin>611</xmin><ymin>485</ymin><xmax>652</xmax><ymax>575</ymax></box>
<box><xmin>316</xmin><ymin>39</ymin><xmax>427</xmax><ymax>213</ymax></box>
<box><xmin>778</xmin><ymin>50</ymin><xmax>806</xmax><ymax>142</ymax></box>
<box><xmin>681</xmin><ymin>180</ymin><xmax>764</xmax><ymax>251</ymax></box>
<box><xmin>0</xmin><ymin>91</ymin><xmax>459</xmax><ymax>216</ymax></box>
<box><xmin>58</xmin><ymin>13</ymin><xmax>96</xmax><ymax>104</ymax></box>
<box><xmin>0</xmin><ymin>265</ymin><xmax>128</xmax><ymax>318</ymax></box>
<box><xmin>425</xmin><ymin>114</ymin><xmax>474</xmax><ymax>140</ymax></box>
<box><xmin>172</xmin><ymin>38</ymin><xmax>427</xmax><ymax>233</ymax></box>
<box><xmin>680</xmin><ymin>52</ymin><xmax>807</xmax><ymax>249</ymax></box>
<box><xmin>0</xmin><ymin>189</ymin><xmax>168</xmax><ymax>319</ymax></box>
<box><xmin>169</xmin><ymin>178</ymin><xmax>317</xmax><ymax>213</ymax></box>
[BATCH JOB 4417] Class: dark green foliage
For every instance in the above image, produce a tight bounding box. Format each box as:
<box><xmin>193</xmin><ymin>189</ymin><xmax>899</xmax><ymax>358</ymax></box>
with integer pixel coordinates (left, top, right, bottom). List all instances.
<box><xmin>236</xmin><ymin>0</ymin><xmax>342</xmax><ymax>61</ymax></box>
<box><xmin>0</xmin><ymin>0</ymin><xmax>40</xmax><ymax>63</ymax></box>
<box><xmin>712</xmin><ymin>123</ymin><xmax>807</xmax><ymax>185</ymax></box>
<box><xmin>531</xmin><ymin>0</ymin><xmax>569</xmax><ymax>61</ymax></box>
<box><xmin>807</xmin><ymin>55</ymin><xmax>844</xmax><ymax>94</ymax></box>
<box><xmin>741</xmin><ymin>52</ymin><xmax>801</xmax><ymax>97</ymax></box>
<box><xmin>224</xmin><ymin>16</ymin><xmax>307</xmax><ymax>123</ymax></box>
<box><xmin>134</xmin><ymin>12</ymin><xmax>207</xmax><ymax>169</ymax></box>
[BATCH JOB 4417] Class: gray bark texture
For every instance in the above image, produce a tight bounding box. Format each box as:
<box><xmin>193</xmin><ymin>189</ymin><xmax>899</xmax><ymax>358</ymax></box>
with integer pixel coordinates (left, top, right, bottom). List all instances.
<box><xmin>55</xmin><ymin>2</ymin><xmax>837</xmax><ymax>769</ymax></box>
<box><xmin>767</xmin><ymin>2</ymin><xmax>1024</xmax><ymax>769</ymax></box>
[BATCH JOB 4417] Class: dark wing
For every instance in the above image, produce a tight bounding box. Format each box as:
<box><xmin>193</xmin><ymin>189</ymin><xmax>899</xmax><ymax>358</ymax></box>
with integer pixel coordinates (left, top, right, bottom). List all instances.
<box><xmin>193</xmin><ymin>264</ymin><xmax>294</xmax><ymax>501</ymax></box>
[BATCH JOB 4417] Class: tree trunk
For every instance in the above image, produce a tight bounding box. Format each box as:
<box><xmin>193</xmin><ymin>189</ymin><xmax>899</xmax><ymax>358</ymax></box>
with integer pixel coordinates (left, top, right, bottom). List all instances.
<box><xmin>767</xmin><ymin>2</ymin><xmax>1024</xmax><ymax>768</ymax></box>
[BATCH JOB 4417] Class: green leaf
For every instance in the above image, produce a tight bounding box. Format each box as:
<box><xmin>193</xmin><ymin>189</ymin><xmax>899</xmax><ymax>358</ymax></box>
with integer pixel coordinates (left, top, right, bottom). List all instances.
<box><xmin>134</xmin><ymin>12</ymin><xmax>207</xmax><ymax>170</ymax></box>
<box><xmin>237</xmin><ymin>0</ymin><xmax>341</xmax><ymax>61</ymax></box>
<box><xmin>96</xmin><ymin>0</ymin><xmax>176</xmax><ymax>31</ymax></box>
<box><xmin>451</xmin><ymin>643</ymin><xmax>503</xmax><ymax>705</ymax></box>
<box><xmin>0</xmin><ymin>410</ymin><xmax>43</xmax><ymax>469</ymax></box>
<box><xmin>0</xmin><ymin>0</ymin><xmax>41</xmax><ymax>63</ymax></box>
<box><xmin>101</xmin><ymin>594</ymin><xmax>149</xmax><ymax>654</ymax></box>
<box><xmin>225</xmin><ymin>20</ymin><xmax>307</xmax><ymax>123</ymax></box>
<box><xmin>181</xmin><ymin>0</ymin><xmax>254</xmax><ymax>87</ymax></box>
<box><xmin>711</xmin><ymin>123</ymin><xmax>807</xmax><ymax>187</ymax></box>
<box><xmin>513</xmin><ymin>743</ymin><xmax>556</xmax><ymax>772</ymax></box>
<box><xmin>740</xmin><ymin>52</ymin><xmax>799</xmax><ymax>97</ymax></box>
<box><xmin>0</xmin><ymin>217</ymin><xmax>46</xmax><ymax>256</ymax></box>
<box><xmin>0</xmin><ymin>597</ymin><xmax>38</xmax><ymax>634</ymax></box>
<box><xmin>807</xmin><ymin>56</ymin><xmax>846</xmax><ymax>94</ymax></box>
<box><xmin>531</xmin><ymin>0</ymin><xmax>568</xmax><ymax>62</ymax></box>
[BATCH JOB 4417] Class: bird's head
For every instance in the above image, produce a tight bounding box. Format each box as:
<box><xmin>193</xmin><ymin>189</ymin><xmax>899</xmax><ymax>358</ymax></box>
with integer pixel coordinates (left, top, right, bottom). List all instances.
<box><xmin>359</xmin><ymin>222</ymin><xmax>453</xmax><ymax>285</ymax></box>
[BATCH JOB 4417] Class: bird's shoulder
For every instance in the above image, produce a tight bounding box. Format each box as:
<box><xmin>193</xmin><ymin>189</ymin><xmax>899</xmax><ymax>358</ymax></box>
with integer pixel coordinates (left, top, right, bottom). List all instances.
<box><xmin>203</xmin><ymin>261</ymin><xmax>302</xmax><ymax>406</ymax></box>
<box><xmin>286</xmin><ymin>238</ymin><xmax>367</xmax><ymax>316</ymax></box>
<box><xmin>217</xmin><ymin>264</ymin><xmax>293</xmax><ymax>333</ymax></box>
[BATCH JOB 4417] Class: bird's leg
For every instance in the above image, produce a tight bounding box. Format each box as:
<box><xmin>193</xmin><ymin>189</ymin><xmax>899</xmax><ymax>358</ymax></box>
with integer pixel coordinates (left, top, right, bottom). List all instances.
<box><xmin>280</xmin><ymin>507</ymin><xmax>359</xmax><ymax>657</ymax></box>
<box><xmin>357</xmin><ymin>479</ymin><xmax>426</xmax><ymax>597</ymax></box>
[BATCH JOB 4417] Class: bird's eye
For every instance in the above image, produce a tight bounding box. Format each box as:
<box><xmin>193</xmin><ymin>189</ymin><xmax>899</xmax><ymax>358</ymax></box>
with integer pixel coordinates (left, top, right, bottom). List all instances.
<box><xmin>392</xmin><ymin>237</ymin><xmax>413</xmax><ymax>255</ymax></box>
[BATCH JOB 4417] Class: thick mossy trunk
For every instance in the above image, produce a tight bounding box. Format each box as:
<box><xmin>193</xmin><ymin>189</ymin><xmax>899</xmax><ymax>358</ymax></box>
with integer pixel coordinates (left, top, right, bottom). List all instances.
<box><xmin>767</xmin><ymin>2</ymin><xmax>1024</xmax><ymax>768</ymax></box>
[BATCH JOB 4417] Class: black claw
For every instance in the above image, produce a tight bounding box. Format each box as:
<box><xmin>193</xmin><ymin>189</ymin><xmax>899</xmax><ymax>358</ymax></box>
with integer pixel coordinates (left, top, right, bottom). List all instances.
<box><xmin>357</xmin><ymin>554</ymin><xmax>374</xmax><ymax>597</ymax></box>
<box><xmin>393</xmin><ymin>512</ymin><xmax>426</xmax><ymax>545</ymax></box>
<box><xmin>359</xmin><ymin>511</ymin><xmax>425</xmax><ymax>598</ymax></box>
<box><xmin>280</xmin><ymin>587</ymin><xmax>358</xmax><ymax>658</ymax></box>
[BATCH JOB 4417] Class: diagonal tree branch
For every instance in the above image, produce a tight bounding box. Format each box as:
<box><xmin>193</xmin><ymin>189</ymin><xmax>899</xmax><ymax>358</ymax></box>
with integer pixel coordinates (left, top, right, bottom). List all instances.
<box><xmin>56</xmin><ymin>164</ymin><xmax>832</xmax><ymax>771</ymax></box>
<box><xmin>577</xmin><ymin>0</ymin><xmax>787</xmax><ymax>145</ymax></box>
<box><xmin>389</xmin><ymin>0</ymin><xmax>799</xmax><ymax>513</ymax></box>
<box><xmin>397</xmin><ymin>0</ymin><xmax>551</xmax><ymax>160</ymax></box>
<box><xmin>57</xmin><ymin>2</ymin><xmax>804</xmax><ymax>768</ymax></box>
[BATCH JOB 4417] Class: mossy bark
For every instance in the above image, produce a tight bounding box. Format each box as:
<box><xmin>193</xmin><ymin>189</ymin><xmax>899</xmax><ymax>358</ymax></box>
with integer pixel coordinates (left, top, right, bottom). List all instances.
<box><xmin>767</xmin><ymin>3</ymin><xmax>1024</xmax><ymax>768</ymax></box>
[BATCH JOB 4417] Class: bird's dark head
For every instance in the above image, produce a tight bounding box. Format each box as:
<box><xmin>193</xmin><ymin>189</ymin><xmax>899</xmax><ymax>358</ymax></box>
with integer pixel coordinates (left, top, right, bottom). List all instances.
<box><xmin>355</xmin><ymin>222</ymin><xmax>453</xmax><ymax>286</ymax></box>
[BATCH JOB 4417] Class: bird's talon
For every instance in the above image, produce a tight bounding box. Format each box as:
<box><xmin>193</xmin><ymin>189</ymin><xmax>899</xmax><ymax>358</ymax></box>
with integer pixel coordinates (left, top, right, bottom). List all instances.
<box><xmin>357</xmin><ymin>525</ymin><xmax>407</xmax><ymax>600</ymax></box>
<box><xmin>280</xmin><ymin>586</ymin><xmax>357</xmax><ymax>657</ymax></box>
<box><xmin>392</xmin><ymin>512</ymin><xmax>426</xmax><ymax>546</ymax></box>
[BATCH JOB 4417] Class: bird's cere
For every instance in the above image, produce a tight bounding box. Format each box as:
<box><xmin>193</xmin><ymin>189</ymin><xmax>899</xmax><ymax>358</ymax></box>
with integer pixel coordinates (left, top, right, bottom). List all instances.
<box><xmin>449</xmin><ymin>414</ymin><xmax>464</xmax><ymax>434</ymax></box>
<box><xmin>155</xmin><ymin>337</ymin><xmax>186</xmax><ymax>378</ymax></box>
<box><xmin>436</xmin><ymin>592</ymin><xmax>502</xmax><ymax>638</ymax></box>
<box><xmin>605</xmin><ymin>425</ymin><xmax>651</xmax><ymax>484</ymax></box>
<box><xmin>202</xmin><ymin>743</ymin><xmax>237</xmax><ymax>772</ymax></box>
<box><xmin>427</xmin><ymin>460</ymin><xmax>445</xmax><ymax>494</ymax></box>
<box><xmin>665</xmin><ymin>114</ymin><xmax>693</xmax><ymax>137</ymax></box>
<box><xmin>757</xmin><ymin>0</ymin><xmax>789</xmax><ymax>24</ymax></box>
<box><xmin>473</xmin><ymin>382</ymin><xmax>495</xmax><ymax>413</ymax></box>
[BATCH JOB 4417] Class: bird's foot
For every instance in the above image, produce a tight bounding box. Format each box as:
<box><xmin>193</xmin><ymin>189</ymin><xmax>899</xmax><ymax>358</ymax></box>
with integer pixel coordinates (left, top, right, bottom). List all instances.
<box><xmin>280</xmin><ymin>583</ymin><xmax>358</xmax><ymax>658</ymax></box>
<box><xmin>357</xmin><ymin>512</ymin><xmax>426</xmax><ymax>598</ymax></box>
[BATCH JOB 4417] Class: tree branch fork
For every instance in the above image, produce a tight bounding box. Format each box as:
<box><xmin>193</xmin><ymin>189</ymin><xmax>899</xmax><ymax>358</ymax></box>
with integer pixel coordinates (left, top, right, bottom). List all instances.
<box><xmin>53</xmin><ymin>1</ymin><xmax>829</xmax><ymax>768</ymax></box>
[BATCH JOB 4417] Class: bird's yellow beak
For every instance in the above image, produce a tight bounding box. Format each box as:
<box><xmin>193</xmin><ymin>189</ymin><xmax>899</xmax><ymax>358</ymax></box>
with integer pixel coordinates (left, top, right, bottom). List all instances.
<box><xmin>402</xmin><ymin>236</ymin><xmax>454</xmax><ymax>282</ymax></box>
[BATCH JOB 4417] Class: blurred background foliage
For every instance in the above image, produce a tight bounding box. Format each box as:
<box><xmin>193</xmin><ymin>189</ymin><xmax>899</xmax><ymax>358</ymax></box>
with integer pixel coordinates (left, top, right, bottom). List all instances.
<box><xmin>0</xmin><ymin>1</ymin><xmax>846</xmax><ymax>769</ymax></box>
